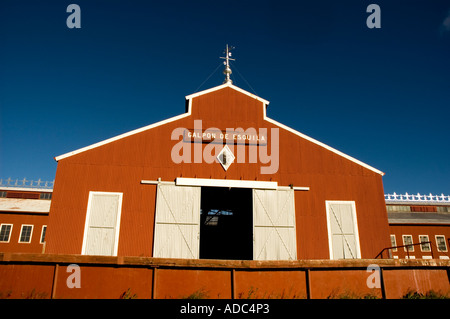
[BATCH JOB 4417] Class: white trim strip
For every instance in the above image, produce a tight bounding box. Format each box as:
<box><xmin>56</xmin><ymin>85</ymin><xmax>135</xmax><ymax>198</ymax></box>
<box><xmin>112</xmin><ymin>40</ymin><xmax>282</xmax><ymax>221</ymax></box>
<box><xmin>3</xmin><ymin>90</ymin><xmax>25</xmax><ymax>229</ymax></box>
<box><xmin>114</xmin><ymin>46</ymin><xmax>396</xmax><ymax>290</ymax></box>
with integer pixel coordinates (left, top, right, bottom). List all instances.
<box><xmin>141</xmin><ymin>180</ymin><xmax>175</xmax><ymax>185</ymax></box>
<box><xmin>293</xmin><ymin>187</ymin><xmax>309</xmax><ymax>191</ymax></box>
<box><xmin>0</xmin><ymin>187</ymin><xmax>53</xmax><ymax>192</ymax></box>
<box><xmin>175</xmin><ymin>177</ymin><xmax>277</xmax><ymax>189</ymax></box>
<box><xmin>142</xmin><ymin>179</ymin><xmax>308</xmax><ymax>191</ymax></box>
<box><xmin>55</xmin><ymin>105</ymin><xmax>192</xmax><ymax>161</ymax></box>
<box><xmin>140</xmin><ymin>180</ymin><xmax>159</xmax><ymax>185</ymax></box>
<box><xmin>278</xmin><ymin>186</ymin><xmax>310</xmax><ymax>191</ymax></box>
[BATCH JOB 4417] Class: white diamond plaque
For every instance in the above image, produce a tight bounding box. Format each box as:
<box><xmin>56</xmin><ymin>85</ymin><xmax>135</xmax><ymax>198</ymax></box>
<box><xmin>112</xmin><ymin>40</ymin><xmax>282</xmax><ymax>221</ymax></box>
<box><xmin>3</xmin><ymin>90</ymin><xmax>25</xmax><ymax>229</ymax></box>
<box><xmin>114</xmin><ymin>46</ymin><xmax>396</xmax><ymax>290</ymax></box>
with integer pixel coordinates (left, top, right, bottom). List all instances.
<box><xmin>216</xmin><ymin>145</ymin><xmax>235</xmax><ymax>171</ymax></box>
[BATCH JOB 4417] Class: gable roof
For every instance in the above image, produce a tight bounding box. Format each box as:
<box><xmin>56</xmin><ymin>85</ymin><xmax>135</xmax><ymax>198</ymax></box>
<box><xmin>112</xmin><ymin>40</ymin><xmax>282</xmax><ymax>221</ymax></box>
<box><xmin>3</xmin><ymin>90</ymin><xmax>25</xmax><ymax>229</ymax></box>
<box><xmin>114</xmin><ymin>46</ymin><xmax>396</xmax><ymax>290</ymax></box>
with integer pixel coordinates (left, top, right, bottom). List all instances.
<box><xmin>55</xmin><ymin>83</ymin><xmax>258</xmax><ymax>161</ymax></box>
<box><xmin>54</xmin><ymin>83</ymin><xmax>384</xmax><ymax>176</ymax></box>
<box><xmin>185</xmin><ymin>82</ymin><xmax>270</xmax><ymax>105</ymax></box>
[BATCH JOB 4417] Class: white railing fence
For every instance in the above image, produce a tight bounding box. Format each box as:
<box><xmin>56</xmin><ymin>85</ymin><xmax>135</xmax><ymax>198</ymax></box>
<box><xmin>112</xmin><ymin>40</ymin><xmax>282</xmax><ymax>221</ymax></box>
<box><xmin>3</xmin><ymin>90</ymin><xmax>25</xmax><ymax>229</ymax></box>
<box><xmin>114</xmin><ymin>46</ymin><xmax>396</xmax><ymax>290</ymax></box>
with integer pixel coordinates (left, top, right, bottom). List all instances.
<box><xmin>0</xmin><ymin>178</ymin><xmax>54</xmax><ymax>189</ymax></box>
<box><xmin>385</xmin><ymin>192</ymin><xmax>450</xmax><ymax>203</ymax></box>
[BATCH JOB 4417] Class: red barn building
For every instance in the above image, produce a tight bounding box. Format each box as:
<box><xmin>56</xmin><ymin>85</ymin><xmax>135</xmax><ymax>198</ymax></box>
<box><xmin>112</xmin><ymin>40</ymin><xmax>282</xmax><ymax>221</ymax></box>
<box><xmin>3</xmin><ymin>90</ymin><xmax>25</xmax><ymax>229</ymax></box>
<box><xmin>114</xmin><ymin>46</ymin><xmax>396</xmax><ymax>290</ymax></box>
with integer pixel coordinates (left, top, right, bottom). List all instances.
<box><xmin>45</xmin><ymin>75</ymin><xmax>391</xmax><ymax>261</ymax></box>
<box><xmin>1</xmin><ymin>50</ymin><xmax>448</xmax><ymax>300</ymax></box>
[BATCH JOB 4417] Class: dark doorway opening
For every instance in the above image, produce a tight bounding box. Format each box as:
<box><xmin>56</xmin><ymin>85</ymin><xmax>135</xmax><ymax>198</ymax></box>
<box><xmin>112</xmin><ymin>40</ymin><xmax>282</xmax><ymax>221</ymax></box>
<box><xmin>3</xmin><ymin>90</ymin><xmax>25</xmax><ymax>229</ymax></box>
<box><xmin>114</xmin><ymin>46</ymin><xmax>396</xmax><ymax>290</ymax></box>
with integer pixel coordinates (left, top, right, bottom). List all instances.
<box><xmin>200</xmin><ymin>187</ymin><xmax>253</xmax><ymax>260</ymax></box>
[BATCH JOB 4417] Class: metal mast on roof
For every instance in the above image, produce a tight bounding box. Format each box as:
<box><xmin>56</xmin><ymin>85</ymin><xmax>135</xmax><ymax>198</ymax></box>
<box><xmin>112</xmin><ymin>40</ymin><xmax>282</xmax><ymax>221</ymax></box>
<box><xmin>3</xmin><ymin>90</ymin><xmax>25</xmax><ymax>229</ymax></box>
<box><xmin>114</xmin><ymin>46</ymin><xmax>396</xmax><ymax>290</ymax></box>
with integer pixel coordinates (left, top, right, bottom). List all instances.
<box><xmin>220</xmin><ymin>44</ymin><xmax>235</xmax><ymax>84</ymax></box>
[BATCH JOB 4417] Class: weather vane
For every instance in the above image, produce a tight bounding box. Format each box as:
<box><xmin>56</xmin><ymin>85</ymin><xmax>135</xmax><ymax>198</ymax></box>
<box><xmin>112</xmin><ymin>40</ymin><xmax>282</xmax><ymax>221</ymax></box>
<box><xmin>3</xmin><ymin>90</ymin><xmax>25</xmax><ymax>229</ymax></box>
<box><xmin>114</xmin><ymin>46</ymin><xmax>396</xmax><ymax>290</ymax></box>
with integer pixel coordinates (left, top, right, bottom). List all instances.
<box><xmin>220</xmin><ymin>44</ymin><xmax>235</xmax><ymax>84</ymax></box>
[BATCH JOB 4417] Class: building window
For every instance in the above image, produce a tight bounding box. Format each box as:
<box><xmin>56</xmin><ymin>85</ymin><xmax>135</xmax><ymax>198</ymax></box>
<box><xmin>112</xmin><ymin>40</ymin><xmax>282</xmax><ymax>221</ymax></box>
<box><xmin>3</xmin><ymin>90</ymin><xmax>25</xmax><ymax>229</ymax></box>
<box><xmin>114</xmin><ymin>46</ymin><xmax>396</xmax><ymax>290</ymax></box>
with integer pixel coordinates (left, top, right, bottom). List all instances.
<box><xmin>39</xmin><ymin>193</ymin><xmax>52</xmax><ymax>200</ymax></box>
<box><xmin>402</xmin><ymin>235</ymin><xmax>414</xmax><ymax>252</ymax></box>
<box><xmin>40</xmin><ymin>225</ymin><xmax>47</xmax><ymax>243</ymax></box>
<box><xmin>436</xmin><ymin>235</ymin><xmax>448</xmax><ymax>252</ymax></box>
<box><xmin>390</xmin><ymin>235</ymin><xmax>397</xmax><ymax>252</ymax></box>
<box><xmin>386</xmin><ymin>205</ymin><xmax>411</xmax><ymax>212</ymax></box>
<box><xmin>0</xmin><ymin>224</ymin><xmax>13</xmax><ymax>243</ymax></box>
<box><xmin>0</xmin><ymin>191</ymin><xmax>6</xmax><ymax>198</ymax></box>
<box><xmin>19</xmin><ymin>225</ymin><xmax>33</xmax><ymax>243</ymax></box>
<box><xmin>419</xmin><ymin>235</ymin><xmax>431</xmax><ymax>252</ymax></box>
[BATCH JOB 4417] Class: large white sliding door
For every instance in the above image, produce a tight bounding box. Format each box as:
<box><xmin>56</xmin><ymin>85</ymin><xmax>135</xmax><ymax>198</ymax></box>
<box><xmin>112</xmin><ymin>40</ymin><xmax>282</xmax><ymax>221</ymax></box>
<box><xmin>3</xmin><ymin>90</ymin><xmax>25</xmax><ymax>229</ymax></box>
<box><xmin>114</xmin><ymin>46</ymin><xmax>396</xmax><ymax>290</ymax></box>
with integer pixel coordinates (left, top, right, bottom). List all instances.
<box><xmin>326</xmin><ymin>201</ymin><xmax>361</xmax><ymax>259</ymax></box>
<box><xmin>82</xmin><ymin>192</ymin><xmax>123</xmax><ymax>256</ymax></box>
<box><xmin>253</xmin><ymin>188</ymin><xmax>297</xmax><ymax>260</ymax></box>
<box><xmin>153</xmin><ymin>183</ymin><xmax>201</xmax><ymax>259</ymax></box>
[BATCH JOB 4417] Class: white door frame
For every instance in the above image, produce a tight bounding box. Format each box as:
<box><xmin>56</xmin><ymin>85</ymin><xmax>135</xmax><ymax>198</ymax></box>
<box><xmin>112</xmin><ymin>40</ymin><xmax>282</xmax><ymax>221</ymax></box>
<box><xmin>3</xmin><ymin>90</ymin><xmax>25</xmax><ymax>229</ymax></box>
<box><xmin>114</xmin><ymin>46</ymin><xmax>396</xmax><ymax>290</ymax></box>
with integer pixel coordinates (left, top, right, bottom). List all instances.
<box><xmin>325</xmin><ymin>200</ymin><xmax>361</xmax><ymax>259</ymax></box>
<box><xmin>81</xmin><ymin>191</ymin><xmax>123</xmax><ymax>256</ymax></box>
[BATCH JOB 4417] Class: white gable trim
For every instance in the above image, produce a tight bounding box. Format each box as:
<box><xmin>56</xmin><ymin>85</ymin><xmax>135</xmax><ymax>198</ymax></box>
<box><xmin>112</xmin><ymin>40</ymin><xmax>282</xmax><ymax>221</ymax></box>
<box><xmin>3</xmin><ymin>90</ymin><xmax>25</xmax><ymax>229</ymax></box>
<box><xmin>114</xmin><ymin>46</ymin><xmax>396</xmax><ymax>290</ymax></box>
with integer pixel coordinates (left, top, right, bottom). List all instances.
<box><xmin>54</xmin><ymin>100</ymin><xmax>193</xmax><ymax>161</ymax></box>
<box><xmin>54</xmin><ymin>84</ymin><xmax>266</xmax><ymax>162</ymax></box>
<box><xmin>262</xmin><ymin>106</ymin><xmax>384</xmax><ymax>176</ymax></box>
<box><xmin>185</xmin><ymin>82</ymin><xmax>270</xmax><ymax>105</ymax></box>
<box><xmin>55</xmin><ymin>84</ymin><xmax>384</xmax><ymax>176</ymax></box>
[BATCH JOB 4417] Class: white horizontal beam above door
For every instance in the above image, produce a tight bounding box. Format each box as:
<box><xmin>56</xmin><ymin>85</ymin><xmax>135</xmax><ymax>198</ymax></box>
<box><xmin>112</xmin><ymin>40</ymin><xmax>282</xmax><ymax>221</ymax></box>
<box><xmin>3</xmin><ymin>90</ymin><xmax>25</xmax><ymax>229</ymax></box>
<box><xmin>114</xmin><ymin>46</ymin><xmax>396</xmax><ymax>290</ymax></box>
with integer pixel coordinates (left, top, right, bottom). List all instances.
<box><xmin>141</xmin><ymin>179</ymin><xmax>174</xmax><ymax>185</ymax></box>
<box><xmin>175</xmin><ymin>177</ymin><xmax>278</xmax><ymax>190</ymax></box>
<box><xmin>141</xmin><ymin>178</ymin><xmax>309</xmax><ymax>191</ymax></box>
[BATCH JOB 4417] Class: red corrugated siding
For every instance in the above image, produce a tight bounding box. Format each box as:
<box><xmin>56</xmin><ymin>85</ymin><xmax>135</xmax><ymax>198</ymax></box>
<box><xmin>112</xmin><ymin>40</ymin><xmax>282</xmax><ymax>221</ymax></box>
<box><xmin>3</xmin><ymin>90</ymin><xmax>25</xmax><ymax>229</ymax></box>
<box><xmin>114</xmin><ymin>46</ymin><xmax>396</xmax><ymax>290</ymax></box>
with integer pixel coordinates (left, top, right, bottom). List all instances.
<box><xmin>46</xmin><ymin>87</ymin><xmax>390</xmax><ymax>259</ymax></box>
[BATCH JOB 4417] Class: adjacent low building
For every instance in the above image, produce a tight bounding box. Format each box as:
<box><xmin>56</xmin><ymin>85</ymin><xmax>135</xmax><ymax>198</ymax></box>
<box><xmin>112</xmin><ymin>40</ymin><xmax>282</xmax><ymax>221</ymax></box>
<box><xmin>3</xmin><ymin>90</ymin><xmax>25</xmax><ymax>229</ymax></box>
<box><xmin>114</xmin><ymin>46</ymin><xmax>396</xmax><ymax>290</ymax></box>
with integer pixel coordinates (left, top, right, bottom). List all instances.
<box><xmin>385</xmin><ymin>193</ymin><xmax>450</xmax><ymax>260</ymax></box>
<box><xmin>0</xmin><ymin>183</ymin><xmax>52</xmax><ymax>253</ymax></box>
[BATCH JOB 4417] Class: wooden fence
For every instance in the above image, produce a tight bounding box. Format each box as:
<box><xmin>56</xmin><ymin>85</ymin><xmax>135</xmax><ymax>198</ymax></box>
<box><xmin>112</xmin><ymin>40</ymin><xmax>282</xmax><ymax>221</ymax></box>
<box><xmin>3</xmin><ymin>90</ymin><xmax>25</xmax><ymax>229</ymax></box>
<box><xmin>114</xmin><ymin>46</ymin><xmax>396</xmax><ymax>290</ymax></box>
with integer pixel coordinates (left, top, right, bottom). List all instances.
<box><xmin>0</xmin><ymin>253</ymin><xmax>449</xmax><ymax>299</ymax></box>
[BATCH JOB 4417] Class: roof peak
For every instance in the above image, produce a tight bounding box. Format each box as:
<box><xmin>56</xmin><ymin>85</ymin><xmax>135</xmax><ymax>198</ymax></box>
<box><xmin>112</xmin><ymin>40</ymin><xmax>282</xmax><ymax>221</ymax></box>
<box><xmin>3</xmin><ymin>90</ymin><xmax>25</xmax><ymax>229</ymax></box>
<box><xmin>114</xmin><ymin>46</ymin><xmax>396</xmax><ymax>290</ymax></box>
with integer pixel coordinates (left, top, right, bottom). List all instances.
<box><xmin>185</xmin><ymin>82</ymin><xmax>270</xmax><ymax>105</ymax></box>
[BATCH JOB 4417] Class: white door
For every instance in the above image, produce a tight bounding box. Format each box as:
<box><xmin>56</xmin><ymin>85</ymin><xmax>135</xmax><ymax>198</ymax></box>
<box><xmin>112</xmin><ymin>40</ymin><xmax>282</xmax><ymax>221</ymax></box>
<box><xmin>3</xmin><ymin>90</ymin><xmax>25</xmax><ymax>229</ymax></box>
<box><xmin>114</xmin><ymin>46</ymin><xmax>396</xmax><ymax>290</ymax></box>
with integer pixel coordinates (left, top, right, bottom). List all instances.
<box><xmin>326</xmin><ymin>201</ymin><xmax>361</xmax><ymax>259</ymax></box>
<box><xmin>82</xmin><ymin>192</ymin><xmax>123</xmax><ymax>256</ymax></box>
<box><xmin>253</xmin><ymin>188</ymin><xmax>297</xmax><ymax>260</ymax></box>
<box><xmin>153</xmin><ymin>183</ymin><xmax>201</xmax><ymax>259</ymax></box>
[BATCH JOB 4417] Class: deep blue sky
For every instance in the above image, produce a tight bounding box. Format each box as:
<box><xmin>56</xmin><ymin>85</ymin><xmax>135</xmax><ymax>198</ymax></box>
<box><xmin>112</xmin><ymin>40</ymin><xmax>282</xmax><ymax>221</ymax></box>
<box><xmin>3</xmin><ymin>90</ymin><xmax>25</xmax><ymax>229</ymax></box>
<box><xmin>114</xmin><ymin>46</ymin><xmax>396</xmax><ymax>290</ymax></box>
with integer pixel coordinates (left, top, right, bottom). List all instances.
<box><xmin>1</xmin><ymin>0</ymin><xmax>449</xmax><ymax>195</ymax></box>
